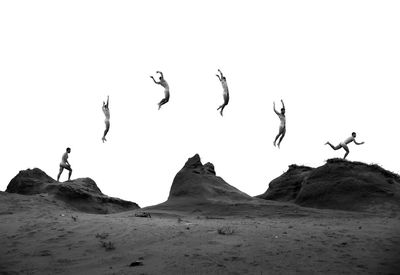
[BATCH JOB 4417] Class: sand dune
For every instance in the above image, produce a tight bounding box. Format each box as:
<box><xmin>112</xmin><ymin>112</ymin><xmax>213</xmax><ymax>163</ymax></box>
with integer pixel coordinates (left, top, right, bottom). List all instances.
<box><xmin>258</xmin><ymin>158</ymin><xmax>400</xmax><ymax>213</ymax></box>
<box><xmin>155</xmin><ymin>154</ymin><xmax>257</xmax><ymax>209</ymax></box>
<box><xmin>6</xmin><ymin>168</ymin><xmax>139</xmax><ymax>214</ymax></box>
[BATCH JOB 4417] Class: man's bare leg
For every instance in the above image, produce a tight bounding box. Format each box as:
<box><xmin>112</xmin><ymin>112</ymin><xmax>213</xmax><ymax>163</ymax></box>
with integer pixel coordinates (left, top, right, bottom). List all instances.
<box><xmin>273</xmin><ymin>133</ymin><xmax>280</xmax><ymax>147</ymax></box>
<box><xmin>158</xmin><ymin>98</ymin><xmax>169</xmax><ymax>110</ymax></box>
<box><xmin>57</xmin><ymin>167</ymin><xmax>63</xmax><ymax>182</ymax></box>
<box><xmin>342</xmin><ymin>144</ymin><xmax>350</xmax><ymax>159</ymax></box>
<box><xmin>325</xmin><ymin>142</ymin><xmax>342</xmax><ymax>150</ymax></box>
<box><xmin>102</xmin><ymin>122</ymin><xmax>110</xmax><ymax>142</ymax></box>
<box><xmin>274</xmin><ymin>127</ymin><xmax>284</xmax><ymax>147</ymax></box>
<box><xmin>277</xmin><ymin>130</ymin><xmax>286</xmax><ymax>148</ymax></box>
<box><xmin>220</xmin><ymin>104</ymin><xmax>226</xmax><ymax>116</ymax></box>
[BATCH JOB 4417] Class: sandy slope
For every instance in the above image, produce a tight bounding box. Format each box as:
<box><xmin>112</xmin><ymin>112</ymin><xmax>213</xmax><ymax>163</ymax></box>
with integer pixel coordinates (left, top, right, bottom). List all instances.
<box><xmin>1</xmin><ymin>192</ymin><xmax>400</xmax><ymax>275</ymax></box>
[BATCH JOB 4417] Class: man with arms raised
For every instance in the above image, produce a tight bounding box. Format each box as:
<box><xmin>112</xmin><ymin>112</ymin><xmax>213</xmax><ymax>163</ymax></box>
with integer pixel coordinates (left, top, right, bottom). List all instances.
<box><xmin>150</xmin><ymin>71</ymin><xmax>170</xmax><ymax>110</ymax></box>
<box><xmin>216</xmin><ymin>69</ymin><xmax>230</xmax><ymax>116</ymax></box>
<box><xmin>102</xmin><ymin>95</ymin><xmax>110</xmax><ymax>142</ymax></box>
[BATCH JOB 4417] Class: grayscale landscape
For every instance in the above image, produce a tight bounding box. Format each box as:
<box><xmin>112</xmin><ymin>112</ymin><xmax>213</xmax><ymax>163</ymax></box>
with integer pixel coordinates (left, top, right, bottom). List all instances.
<box><xmin>1</xmin><ymin>155</ymin><xmax>399</xmax><ymax>274</ymax></box>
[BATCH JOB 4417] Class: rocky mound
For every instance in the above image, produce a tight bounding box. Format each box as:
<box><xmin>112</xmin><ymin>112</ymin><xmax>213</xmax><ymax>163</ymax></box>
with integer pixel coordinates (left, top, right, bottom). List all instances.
<box><xmin>258</xmin><ymin>159</ymin><xmax>400</xmax><ymax>212</ymax></box>
<box><xmin>258</xmin><ymin>164</ymin><xmax>313</xmax><ymax>202</ymax></box>
<box><xmin>6</xmin><ymin>168</ymin><xmax>139</xmax><ymax>214</ymax></box>
<box><xmin>159</xmin><ymin>154</ymin><xmax>254</xmax><ymax>206</ymax></box>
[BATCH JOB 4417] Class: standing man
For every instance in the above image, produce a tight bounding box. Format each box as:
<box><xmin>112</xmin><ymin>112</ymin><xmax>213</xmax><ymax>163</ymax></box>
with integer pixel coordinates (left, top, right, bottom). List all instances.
<box><xmin>273</xmin><ymin>100</ymin><xmax>286</xmax><ymax>148</ymax></box>
<box><xmin>325</xmin><ymin>132</ymin><xmax>365</xmax><ymax>159</ymax></box>
<box><xmin>216</xmin><ymin>69</ymin><xmax>229</xmax><ymax>116</ymax></box>
<box><xmin>57</xmin><ymin>147</ymin><xmax>72</xmax><ymax>182</ymax></box>
<box><xmin>102</xmin><ymin>95</ymin><xmax>110</xmax><ymax>143</ymax></box>
<box><xmin>150</xmin><ymin>71</ymin><xmax>170</xmax><ymax>110</ymax></box>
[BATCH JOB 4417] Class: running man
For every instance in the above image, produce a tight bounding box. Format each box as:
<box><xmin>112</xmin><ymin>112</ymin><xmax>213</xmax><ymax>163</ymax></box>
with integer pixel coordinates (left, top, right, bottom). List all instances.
<box><xmin>216</xmin><ymin>69</ymin><xmax>229</xmax><ymax>116</ymax></box>
<box><xmin>150</xmin><ymin>71</ymin><xmax>170</xmax><ymax>110</ymax></box>
<box><xmin>325</xmin><ymin>132</ymin><xmax>365</xmax><ymax>159</ymax></box>
<box><xmin>57</xmin><ymin>147</ymin><xmax>72</xmax><ymax>182</ymax></box>
<box><xmin>102</xmin><ymin>95</ymin><xmax>110</xmax><ymax>142</ymax></box>
<box><xmin>273</xmin><ymin>100</ymin><xmax>286</xmax><ymax>148</ymax></box>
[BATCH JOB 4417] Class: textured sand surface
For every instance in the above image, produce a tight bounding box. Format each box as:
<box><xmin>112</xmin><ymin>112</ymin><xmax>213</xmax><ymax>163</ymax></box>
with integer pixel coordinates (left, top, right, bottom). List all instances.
<box><xmin>1</xmin><ymin>192</ymin><xmax>399</xmax><ymax>275</ymax></box>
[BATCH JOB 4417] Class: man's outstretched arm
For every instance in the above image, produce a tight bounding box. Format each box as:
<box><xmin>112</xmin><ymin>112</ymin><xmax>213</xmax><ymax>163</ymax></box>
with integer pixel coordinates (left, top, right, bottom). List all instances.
<box><xmin>216</xmin><ymin>74</ymin><xmax>221</xmax><ymax>81</ymax></box>
<box><xmin>106</xmin><ymin>96</ymin><xmax>109</xmax><ymax>108</ymax></box>
<box><xmin>273</xmin><ymin>102</ymin><xmax>279</xmax><ymax>115</ymax></box>
<box><xmin>150</xmin><ymin>76</ymin><xmax>160</xmax><ymax>84</ymax></box>
<box><xmin>281</xmin><ymin>99</ymin><xmax>285</xmax><ymax>109</ymax></box>
<box><xmin>354</xmin><ymin>140</ymin><xmax>365</xmax><ymax>145</ymax></box>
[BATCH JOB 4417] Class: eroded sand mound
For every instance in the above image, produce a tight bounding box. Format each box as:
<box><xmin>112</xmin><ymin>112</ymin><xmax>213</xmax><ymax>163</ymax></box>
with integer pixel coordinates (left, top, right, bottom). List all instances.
<box><xmin>160</xmin><ymin>154</ymin><xmax>254</xmax><ymax>206</ymax></box>
<box><xmin>258</xmin><ymin>159</ymin><xmax>400</xmax><ymax>212</ymax></box>
<box><xmin>6</xmin><ymin>168</ymin><xmax>139</xmax><ymax>213</ymax></box>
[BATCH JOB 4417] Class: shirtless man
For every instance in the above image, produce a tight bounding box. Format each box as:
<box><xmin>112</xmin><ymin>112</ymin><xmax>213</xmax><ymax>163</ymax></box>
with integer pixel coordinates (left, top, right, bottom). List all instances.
<box><xmin>273</xmin><ymin>100</ymin><xmax>286</xmax><ymax>148</ymax></box>
<box><xmin>57</xmin><ymin>147</ymin><xmax>72</xmax><ymax>182</ymax></box>
<box><xmin>325</xmin><ymin>132</ymin><xmax>365</xmax><ymax>159</ymax></box>
<box><xmin>150</xmin><ymin>71</ymin><xmax>170</xmax><ymax>110</ymax></box>
<box><xmin>102</xmin><ymin>95</ymin><xmax>110</xmax><ymax>142</ymax></box>
<box><xmin>216</xmin><ymin>69</ymin><xmax>229</xmax><ymax>116</ymax></box>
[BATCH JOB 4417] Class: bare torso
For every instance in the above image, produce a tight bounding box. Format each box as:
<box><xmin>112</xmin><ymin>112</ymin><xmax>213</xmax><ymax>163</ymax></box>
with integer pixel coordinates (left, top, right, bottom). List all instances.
<box><xmin>103</xmin><ymin>107</ymin><xmax>110</xmax><ymax>121</ymax></box>
<box><xmin>221</xmin><ymin>80</ymin><xmax>229</xmax><ymax>95</ymax></box>
<box><xmin>342</xmin><ymin>136</ymin><xmax>354</xmax><ymax>145</ymax></box>
<box><xmin>61</xmin><ymin>152</ymin><xmax>68</xmax><ymax>165</ymax></box>
<box><xmin>160</xmin><ymin>79</ymin><xmax>170</xmax><ymax>98</ymax></box>
<box><xmin>278</xmin><ymin>114</ymin><xmax>286</xmax><ymax>128</ymax></box>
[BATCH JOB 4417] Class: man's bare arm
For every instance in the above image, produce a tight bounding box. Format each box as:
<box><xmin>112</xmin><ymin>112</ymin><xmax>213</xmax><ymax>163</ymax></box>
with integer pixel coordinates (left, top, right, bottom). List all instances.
<box><xmin>150</xmin><ymin>76</ymin><xmax>160</xmax><ymax>84</ymax></box>
<box><xmin>216</xmin><ymin>74</ymin><xmax>221</xmax><ymax>81</ymax></box>
<box><xmin>106</xmin><ymin>96</ymin><xmax>109</xmax><ymax>108</ymax></box>
<box><xmin>281</xmin><ymin>99</ymin><xmax>285</xmax><ymax>109</ymax></box>
<box><xmin>273</xmin><ymin>102</ymin><xmax>279</xmax><ymax>115</ymax></box>
<box><xmin>354</xmin><ymin>140</ymin><xmax>365</xmax><ymax>145</ymax></box>
<box><xmin>156</xmin><ymin>71</ymin><xmax>164</xmax><ymax>78</ymax></box>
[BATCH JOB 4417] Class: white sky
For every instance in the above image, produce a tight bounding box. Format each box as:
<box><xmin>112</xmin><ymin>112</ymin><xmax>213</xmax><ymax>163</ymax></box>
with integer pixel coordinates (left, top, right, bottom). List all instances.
<box><xmin>1</xmin><ymin>1</ymin><xmax>399</xmax><ymax>207</ymax></box>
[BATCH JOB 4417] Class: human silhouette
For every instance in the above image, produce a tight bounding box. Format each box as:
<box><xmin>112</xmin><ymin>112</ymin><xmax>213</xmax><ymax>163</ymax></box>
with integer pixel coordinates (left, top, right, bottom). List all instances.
<box><xmin>273</xmin><ymin>100</ymin><xmax>286</xmax><ymax>148</ymax></box>
<box><xmin>150</xmin><ymin>71</ymin><xmax>170</xmax><ymax>110</ymax></box>
<box><xmin>216</xmin><ymin>69</ymin><xmax>229</xmax><ymax>116</ymax></box>
<box><xmin>102</xmin><ymin>95</ymin><xmax>110</xmax><ymax>142</ymax></box>
<box><xmin>57</xmin><ymin>147</ymin><xmax>72</xmax><ymax>181</ymax></box>
<box><xmin>325</xmin><ymin>132</ymin><xmax>365</xmax><ymax>159</ymax></box>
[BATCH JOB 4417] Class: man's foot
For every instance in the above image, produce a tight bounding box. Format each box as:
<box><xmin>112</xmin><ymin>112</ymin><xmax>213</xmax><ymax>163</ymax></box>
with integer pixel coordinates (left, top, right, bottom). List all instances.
<box><xmin>273</xmin><ymin>141</ymin><xmax>276</xmax><ymax>147</ymax></box>
<box><xmin>102</xmin><ymin>137</ymin><xmax>106</xmax><ymax>143</ymax></box>
<box><xmin>325</xmin><ymin>142</ymin><xmax>329</xmax><ymax>145</ymax></box>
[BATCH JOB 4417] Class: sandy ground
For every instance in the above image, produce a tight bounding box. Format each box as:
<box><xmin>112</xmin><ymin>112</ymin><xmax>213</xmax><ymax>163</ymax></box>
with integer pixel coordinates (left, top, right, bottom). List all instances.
<box><xmin>1</xmin><ymin>192</ymin><xmax>400</xmax><ymax>275</ymax></box>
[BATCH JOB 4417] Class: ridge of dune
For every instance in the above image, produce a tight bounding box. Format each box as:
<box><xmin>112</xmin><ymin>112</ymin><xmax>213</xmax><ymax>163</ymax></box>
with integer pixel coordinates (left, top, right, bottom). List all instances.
<box><xmin>154</xmin><ymin>154</ymin><xmax>256</xmax><ymax>208</ymax></box>
<box><xmin>5</xmin><ymin>168</ymin><xmax>139</xmax><ymax>214</ymax></box>
<box><xmin>258</xmin><ymin>158</ymin><xmax>400</xmax><ymax>212</ymax></box>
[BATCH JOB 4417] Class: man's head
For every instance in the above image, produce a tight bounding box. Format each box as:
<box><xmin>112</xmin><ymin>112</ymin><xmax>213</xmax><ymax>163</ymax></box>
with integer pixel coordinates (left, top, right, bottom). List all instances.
<box><xmin>66</xmin><ymin>147</ymin><xmax>71</xmax><ymax>153</ymax></box>
<box><xmin>281</xmin><ymin>108</ymin><xmax>285</xmax><ymax>115</ymax></box>
<box><xmin>352</xmin><ymin>132</ymin><xmax>356</xmax><ymax>137</ymax></box>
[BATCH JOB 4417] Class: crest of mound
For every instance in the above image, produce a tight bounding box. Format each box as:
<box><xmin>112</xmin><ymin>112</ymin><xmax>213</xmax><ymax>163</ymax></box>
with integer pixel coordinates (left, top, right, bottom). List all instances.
<box><xmin>164</xmin><ymin>154</ymin><xmax>254</xmax><ymax>205</ymax></box>
<box><xmin>258</xmin><ymin>159</ymin><xmax>400</xmax><ymax>212</ymax></box>
<box><xmin>6</xmin><ymin>168</ymin><xmax>139</xmax><ymax>214</ymax></box>
<box><xmin>257</xmin><ymin>164</ymin><xmax>313</xmax><ymax>202</ymax></box>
